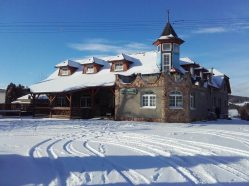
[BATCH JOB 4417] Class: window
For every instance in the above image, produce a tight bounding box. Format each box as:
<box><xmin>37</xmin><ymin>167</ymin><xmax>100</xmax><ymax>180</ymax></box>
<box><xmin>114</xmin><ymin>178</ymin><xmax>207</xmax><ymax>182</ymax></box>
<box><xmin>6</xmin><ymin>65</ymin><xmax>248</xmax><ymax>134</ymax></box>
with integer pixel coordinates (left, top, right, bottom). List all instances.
<box><xmin>162</xmin><ymin>43</ymin><xmax>171</xmax><ymax>51</ymax></box>
<box><xmin>86</xmin><ymin>65</ymin><xmax>94</xmax><ymax>74</ymax></box>
<box><xmin>80</xmin><ymin>96</ymin><xmax>91</xmax><ymax>108</ymax></box>
<box><xmin>162</xmin><ymin>53</ymin><xmax>171</xmax><ymax>72</ymax></box>
<box><xmin>142</xmin><ymin>94</ymin><xmax>156</xmax><ymax>108</ymax></box>
<box><xmin>173</xmin><ymin>44</ymin><xmax>179</xmax><ymax>53</ymax></box>
<box><xmin>114</xmin><ymin>63</ymin><xmax>124</xmax><ymax>71</ymax></box>
<box><xmin>60</xmin><ymin>67</ymin><xmax>69</xmax><ymax>76</ymax></box>
<box><xmin>56</xmin><ymin>96</ymin><xmax>68</xmax><ymax>107</ymax></box>
<box><xmin>190</xmin><ymin>93</ymin><xmax>196</xmax><ymax>109</ymax></box>
<box><xmin>169</xmin><ymin>91</ymin><xmax>183</xmax><ymax>108</ymax></box>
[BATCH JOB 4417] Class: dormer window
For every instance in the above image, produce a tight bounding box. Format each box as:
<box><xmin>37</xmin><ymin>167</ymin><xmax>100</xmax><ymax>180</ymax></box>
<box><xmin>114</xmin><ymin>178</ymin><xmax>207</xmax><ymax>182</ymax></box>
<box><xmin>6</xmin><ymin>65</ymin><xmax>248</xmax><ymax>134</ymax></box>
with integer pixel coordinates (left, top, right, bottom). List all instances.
<box><xmin>86</xmin><ymin>65</ymin><xmax>94</xmax><ymax>74</ymax></box>
<box><xmin>82</xmin><ymin>57</ymin><xmax>106</xmax><ymax>74</ymax></box>
<box><xmin>162</xmin><ymin>43</ymin><xmax>171</xmax><ymax>51</ymax></box>
<box><xmin>114</xmin><ymin>62</ymin><xmax>124</xmax><ymax>72</ymax></box>
<box><xmin>60</xmin><ymin>67</ymin><xmax>70</xmax><ymax>76</ymax></box>
<box><xmin>109</xmin><ymin>54</ymin><xmax>134</xmax><ymax>72</ymax></box>
<box><xmin>56</xmin><ymin>60</ymin><xmax>79</xmax><ymax>76</ymax></box>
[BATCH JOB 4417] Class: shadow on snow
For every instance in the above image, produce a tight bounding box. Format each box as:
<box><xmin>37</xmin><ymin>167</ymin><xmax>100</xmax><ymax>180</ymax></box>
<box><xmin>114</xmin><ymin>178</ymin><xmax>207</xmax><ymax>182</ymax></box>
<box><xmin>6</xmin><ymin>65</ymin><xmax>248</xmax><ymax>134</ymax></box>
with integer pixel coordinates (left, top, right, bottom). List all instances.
<box><xmin>0</xmin><ymin>154</ymin><xmax>248</xmax><ymax>186</ymax></box>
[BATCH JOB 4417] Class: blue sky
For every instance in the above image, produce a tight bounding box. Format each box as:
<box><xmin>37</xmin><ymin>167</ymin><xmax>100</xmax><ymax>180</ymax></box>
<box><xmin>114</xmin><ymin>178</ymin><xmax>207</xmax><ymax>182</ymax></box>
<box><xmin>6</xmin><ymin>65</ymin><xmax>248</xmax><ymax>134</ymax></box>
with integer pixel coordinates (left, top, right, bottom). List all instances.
<box><xmin>1</xmin><ymin>0</ymin><xmax>249</xmax><ymax>96</ymax></box>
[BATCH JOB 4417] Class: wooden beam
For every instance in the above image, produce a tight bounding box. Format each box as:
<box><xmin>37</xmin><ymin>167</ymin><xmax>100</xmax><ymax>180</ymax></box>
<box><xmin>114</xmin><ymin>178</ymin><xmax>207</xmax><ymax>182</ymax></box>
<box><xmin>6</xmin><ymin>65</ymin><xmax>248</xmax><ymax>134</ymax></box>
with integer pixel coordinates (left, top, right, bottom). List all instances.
<box><xmin>48</xmin><ymin>95</ymin><xmax>56</xmax><ymax>118</ymax></box>
<box><xmin>66</xmin><ymin>95</ymin><xmax>71</xmax><ymax>102</ymax></box>
<box><xmin>31</xmin><ymin>93</ymin><xmax>36</xmax><ymax>117</ymax></box>
<box><xmin>36</xmin><ymin>94</ymin><xmax>41</xmax><ymax>99</ymax></box>
<box><xmin>91</xmin><ymin>88</ymin><xmax>99</xmax><ymax>96</ymax></box>
<box><xmin>49</xmin><ymin>95</ymin><xmax>56</xmax><ymax>104</ymax></box>
<box><xmin>69</xmin><ymin>94</ymin><xmax>72</xmax><ymax>119</ymax></box>
<box><xmin>110</xmin><ymin>87</ymin><xmax>115</xmax><ymax>95</ymax></box>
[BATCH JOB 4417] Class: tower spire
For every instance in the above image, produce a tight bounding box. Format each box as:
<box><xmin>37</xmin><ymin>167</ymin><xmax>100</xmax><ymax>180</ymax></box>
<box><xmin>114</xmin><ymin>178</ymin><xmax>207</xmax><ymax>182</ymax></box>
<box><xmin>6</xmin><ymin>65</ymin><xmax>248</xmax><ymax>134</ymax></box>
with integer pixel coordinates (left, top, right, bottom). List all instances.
<box><xmin>167</xmin><ymin>9</ymin><xmax>170</xmax><ymax>23</ymax></box>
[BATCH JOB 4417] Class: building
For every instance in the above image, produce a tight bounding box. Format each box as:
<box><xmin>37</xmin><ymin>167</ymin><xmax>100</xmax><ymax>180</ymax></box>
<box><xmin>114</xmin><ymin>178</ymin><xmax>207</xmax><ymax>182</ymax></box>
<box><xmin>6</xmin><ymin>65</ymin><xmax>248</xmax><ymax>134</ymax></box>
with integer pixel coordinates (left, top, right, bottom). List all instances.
<box><xmin>11</xmin><ymin>94</ymin><xmax>48</xmax><ymax>113</ymax></box>
<box><xmin>29</xmin><ymin>20</ymin><xmax>231</xmax><ymax>122</ymax></box>
<box><xmin>0</xmin><ymin>89</ymin><xmax>6</xmax><ymax>104</ymax></box>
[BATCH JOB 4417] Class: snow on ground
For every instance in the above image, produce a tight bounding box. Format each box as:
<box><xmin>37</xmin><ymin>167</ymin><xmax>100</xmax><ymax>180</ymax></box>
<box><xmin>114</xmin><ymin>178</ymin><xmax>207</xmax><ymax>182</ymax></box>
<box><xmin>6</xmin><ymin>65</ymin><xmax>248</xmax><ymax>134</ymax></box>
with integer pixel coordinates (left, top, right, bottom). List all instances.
<box><xmin>1</xmin><ymin>118</ymin><xmax>249</xmax><ymax>186</ymax></box>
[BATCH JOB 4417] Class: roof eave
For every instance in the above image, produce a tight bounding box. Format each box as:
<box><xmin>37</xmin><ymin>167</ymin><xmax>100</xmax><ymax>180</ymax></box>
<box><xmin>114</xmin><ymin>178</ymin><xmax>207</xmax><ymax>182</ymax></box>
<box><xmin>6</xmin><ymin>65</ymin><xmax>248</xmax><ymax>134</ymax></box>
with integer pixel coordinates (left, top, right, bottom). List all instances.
<box><xmin>153</xmin><ymin>38</ymin><xmax>185</xmax><ymax>46</ymax></box>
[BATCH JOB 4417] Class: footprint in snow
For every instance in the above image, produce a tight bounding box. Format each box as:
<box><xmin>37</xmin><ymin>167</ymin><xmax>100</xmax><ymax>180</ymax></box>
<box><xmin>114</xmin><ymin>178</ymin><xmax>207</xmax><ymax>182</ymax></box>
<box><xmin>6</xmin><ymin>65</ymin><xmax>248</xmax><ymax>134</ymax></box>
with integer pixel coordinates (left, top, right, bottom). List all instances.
<box><xmin>84</xmin><ymin>172</ymin><xmax>92</xmax><ymax>183</ymax></box>
<box><xmin>152</xmin><ymin>172</ymin><xmax>160</xmax><ymax>182</ymax></box>
<box><xmin>99</xmin><ymin>144</ymin><xmax>105</xmax><ymax>154</ymax></box>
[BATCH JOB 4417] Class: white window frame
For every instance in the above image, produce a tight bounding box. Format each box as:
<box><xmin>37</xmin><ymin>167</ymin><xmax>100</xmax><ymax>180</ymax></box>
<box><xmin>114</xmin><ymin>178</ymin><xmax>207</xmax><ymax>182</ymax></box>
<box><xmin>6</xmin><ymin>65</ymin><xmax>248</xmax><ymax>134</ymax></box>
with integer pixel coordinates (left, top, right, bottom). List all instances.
<box><xmin>190</xmin><ymin>93</ymin><xmax>196</xmax><ymax>110</ymax></box>
<box><xmin>60</xmin><ymin>67</ymin><xmax>69</xmax><ymax>76</ymax></box>
<box><xmin>114</xmin><ymin>62</ymin><xmax>124</xmax><ymax>72</ymax></box>
<box><xmin>162</xmin><ymin>53</ymin><xmax>171</xmax><ymax>73</ymax></box>
<box><xmin>169</xmin><ymin>91</ymin><xmax>183</xmax><ymax>109</ymax></box>
<box><xmin>80</xmin><ymin>96</ymin><xmax>91</xmax><ymax>108</ymax></box>
<box><xmin>173</xmin><ymin>43</ymin><xmax>180</xmax><ymax>53</ymax></box>
<box><xmin>141</xmin><ymin>94</ymin><xmax>156</xmax><ymax>109</ymax></box>
<box><xmin>86</xmin><ymin>65</ymin><xmax>94</xmax><ymax>74</ymax></box>
<box><xmin>162</xmin><ymin>43</ymin><xmax>171</xmax><ymax>51</ymax></box>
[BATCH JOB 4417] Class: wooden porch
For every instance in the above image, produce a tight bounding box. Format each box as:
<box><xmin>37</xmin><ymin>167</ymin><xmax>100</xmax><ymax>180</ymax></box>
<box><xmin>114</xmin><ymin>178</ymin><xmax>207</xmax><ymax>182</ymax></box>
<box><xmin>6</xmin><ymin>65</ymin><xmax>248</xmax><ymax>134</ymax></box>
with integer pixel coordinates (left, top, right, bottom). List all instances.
<box><xmin>31</xmin><ymin>86</ymin><xmax>115</xmax><ymax>119</ymax></box>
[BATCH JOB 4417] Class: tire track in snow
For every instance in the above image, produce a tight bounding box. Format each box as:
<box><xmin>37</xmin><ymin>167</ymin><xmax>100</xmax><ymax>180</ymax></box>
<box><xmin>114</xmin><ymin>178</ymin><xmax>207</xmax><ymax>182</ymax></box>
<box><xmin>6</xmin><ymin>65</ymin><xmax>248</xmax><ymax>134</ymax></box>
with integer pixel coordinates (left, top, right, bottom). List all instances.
<box><xmin>159</xmin><ymin>126</ymin><xmax>249</xmax><ymax>138</ymax></box>
<box><xmin>63</xmin><ymin>139</ymin><xmax>89</xmax><ymax>157</ymax></box>
<box><xmin>46</xmin><ymin>139</ymin><xmax>64</xmax><ymax>186</ymax></box>
<box><xmin>170</xmin><ymin>129</ymin><xmax>249</xmax><ymax>149</ymax></box>
<box><xmin>125</xmin><ymin>133</ymin><xmax>249</xmax><ymax>157</ymax></box>
<box><xmin>83</xmin><ymin>140</ymin><xmax>151</xmax><ymax>185</ymax></box>
<box><xmin>118</xmin><ymin>133</ymin><xmax>249</xmax><ymax>182</ymax></box>
<box><xmin>90</xmin><ymin>138</ymin><xmax>199</xmax><ymax>185</ymax></box>
<box><xmin>28</xmin><ymin>138</ymin><xmax>52</xmax><ymax>158</ymax></box>
<box><xmin>98</xmin><ymin>133</ymin><xmax>245</xmax><ymax>183</ymax></box>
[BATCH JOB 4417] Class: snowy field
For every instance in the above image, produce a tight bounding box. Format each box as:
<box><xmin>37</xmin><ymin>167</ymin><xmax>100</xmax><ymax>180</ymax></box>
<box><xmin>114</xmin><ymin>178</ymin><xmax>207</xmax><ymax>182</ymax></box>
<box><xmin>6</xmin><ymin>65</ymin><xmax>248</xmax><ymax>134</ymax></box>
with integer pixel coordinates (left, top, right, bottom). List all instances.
<box><xmin>1</xmin><ymin>118</ymin><xmax>249</xmax><ymax>186</ymax></box>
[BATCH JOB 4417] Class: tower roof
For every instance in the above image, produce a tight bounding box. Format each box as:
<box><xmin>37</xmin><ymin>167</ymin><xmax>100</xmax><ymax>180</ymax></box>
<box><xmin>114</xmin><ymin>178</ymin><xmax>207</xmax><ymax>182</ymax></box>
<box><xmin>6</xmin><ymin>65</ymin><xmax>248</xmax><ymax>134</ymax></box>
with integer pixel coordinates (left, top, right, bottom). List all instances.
<box><xmin>161</xmin><ymin>22</ymin><xmax>178</xmax><ymax>37</ymax></box>
<box><xmin>153</xmin><ymin>21</ymin><xmax>184</xmax><ymax>45</ymax></box>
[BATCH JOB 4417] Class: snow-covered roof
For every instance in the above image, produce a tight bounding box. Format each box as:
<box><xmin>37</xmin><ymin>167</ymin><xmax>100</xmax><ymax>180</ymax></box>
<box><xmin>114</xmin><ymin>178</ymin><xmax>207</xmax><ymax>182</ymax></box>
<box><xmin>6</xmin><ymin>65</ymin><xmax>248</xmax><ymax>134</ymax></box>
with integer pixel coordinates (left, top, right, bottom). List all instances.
<box><xmin>16</xmin><ymin>94</ymin><xmax>31</xmax><ymax>100</ymax></box>
<box><xmin>180</xmin><ymin>57</ymin><xmax>197</xmax><ymax>65</ymax></box>
<box><xmin>55</xmin><ymin>60</ymin><xmax>81</xmax><ymax>68</ymax></box>
<box><xmin>80</xmin><ymin>57</ymin><xmax>107</xmax><ymax>66</ymax></box>
<box><xmin>30</xmin><ymin>51</ymin><xmax>228</xmax><ymax>94</ymax></box>
<box><xmin>209</xmin><ymin>68</ymin><xmax>226</xmax><ymax>88</ymax></box>
<box><xmin>212</xmin><ymin>68</ymin><xmax>225</xmax><ymax>76</ymax></box>
<box><xmin>195</xmin><ymin>66</ymin><xmax>208</xmax><ymax>71</ymax></box>
<box><xmin>30</xmin><ymin>51</ymin><xmax>159</xmax><ymax>93</ymax></box>
<box><xmin>11</xmin><ymin>94</ymin><xmax>48</xmax><ymax>104</ymax></box>
<box><xmin>108</xmin><ymin>53</ymin><xmax>136</xmax><ymax>63</ymax></box>
<box><xmin>158</xmin><ymin>34</ymin><xmax>175</xmax><ymax>40</ymax></box>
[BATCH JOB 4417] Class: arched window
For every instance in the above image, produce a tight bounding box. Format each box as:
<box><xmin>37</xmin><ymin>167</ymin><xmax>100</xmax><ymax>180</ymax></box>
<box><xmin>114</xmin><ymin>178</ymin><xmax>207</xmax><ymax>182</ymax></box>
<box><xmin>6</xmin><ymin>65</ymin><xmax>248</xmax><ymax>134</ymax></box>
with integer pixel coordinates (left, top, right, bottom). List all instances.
<box><xmin>169</xmin><ymin>91</ymin><xmax>183</xmax><ymax>108</ymax></box>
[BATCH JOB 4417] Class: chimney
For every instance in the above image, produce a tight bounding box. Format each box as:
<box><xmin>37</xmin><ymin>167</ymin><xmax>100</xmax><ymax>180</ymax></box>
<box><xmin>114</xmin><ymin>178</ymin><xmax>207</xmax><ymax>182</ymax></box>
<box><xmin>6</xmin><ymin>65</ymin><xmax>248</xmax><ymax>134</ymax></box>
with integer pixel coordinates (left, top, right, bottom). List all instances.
<box><xmin>207</xmin><ymin>68</ymin><xmax>214</xmax><ymax>82</ymax></box>
<box><xmin>190</xmin><ymin>66</ymin><xmax>194</xmax><ymax>76</ymax></box>
<box><xmin>200</xmin><ymin>70</ymin><xmax>203</xmax><ymax>79</ymax></box>
<box><xmin>210</xmin><ymin>67</ymin><xmax>214</xmax><ymax>79</ymax></box>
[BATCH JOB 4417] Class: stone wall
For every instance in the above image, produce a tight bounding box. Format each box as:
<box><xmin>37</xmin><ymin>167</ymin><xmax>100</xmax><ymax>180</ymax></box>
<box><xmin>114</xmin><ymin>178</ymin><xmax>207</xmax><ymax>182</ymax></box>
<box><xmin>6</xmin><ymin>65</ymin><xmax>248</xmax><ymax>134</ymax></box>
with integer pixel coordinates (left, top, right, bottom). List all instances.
<box><xmin>164</xmin><ymin>73</ymin><xmax>192</xmax><ymax>123</ymax></box>
<box><xmin>115</xmin><ymin>72</ymin><xmax>229</xmax><ymax>123</ymax></box>
<box><xmin>115</xmin><ymin>73</ymin><xmax>193</xmax><ymax>123</ymax></box>
<box><xmin>115</xmin><ymin>73</ymin><xmax>165</xmax><ymax>122</ymax></box>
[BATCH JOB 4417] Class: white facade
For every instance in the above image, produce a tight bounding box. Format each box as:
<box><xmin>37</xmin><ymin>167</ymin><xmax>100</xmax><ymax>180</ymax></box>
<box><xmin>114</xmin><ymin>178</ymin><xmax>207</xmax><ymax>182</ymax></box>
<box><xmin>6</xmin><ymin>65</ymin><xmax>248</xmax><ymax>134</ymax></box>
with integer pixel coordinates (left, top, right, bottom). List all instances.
<box><xmin>0</xmin><ymin>89</ymin><xmax>6</xmax><ymax>104</ymax></box>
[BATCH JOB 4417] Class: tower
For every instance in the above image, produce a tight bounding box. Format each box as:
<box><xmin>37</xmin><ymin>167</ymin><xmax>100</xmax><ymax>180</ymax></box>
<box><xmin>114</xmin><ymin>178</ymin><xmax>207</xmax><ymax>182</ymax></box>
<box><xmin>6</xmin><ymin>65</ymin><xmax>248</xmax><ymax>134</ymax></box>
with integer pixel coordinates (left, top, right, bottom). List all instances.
<box><xmin>153</xmin><ymin>21</ymin><xmax>184</xmax><ymax>73</ymax></box>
